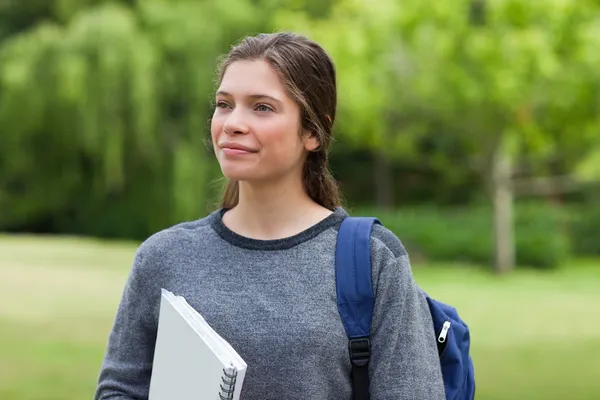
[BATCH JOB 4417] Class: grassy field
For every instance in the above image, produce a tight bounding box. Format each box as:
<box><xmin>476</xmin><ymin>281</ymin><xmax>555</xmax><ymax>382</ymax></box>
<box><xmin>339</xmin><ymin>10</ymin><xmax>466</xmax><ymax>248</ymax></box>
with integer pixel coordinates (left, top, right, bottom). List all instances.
<box><xmin>0</xmin><ymin>234</ymin><xmax>599</xmax><ymax>400</ymax></box>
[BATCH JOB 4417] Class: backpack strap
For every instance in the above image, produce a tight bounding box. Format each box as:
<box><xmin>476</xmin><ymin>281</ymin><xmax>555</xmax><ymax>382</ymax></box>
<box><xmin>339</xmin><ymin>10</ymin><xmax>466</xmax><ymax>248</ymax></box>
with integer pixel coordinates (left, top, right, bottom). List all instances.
<box><xmin>335</xmin><ymin>216</ymin><xmax>380</xmax><ymax>400</ymax></box>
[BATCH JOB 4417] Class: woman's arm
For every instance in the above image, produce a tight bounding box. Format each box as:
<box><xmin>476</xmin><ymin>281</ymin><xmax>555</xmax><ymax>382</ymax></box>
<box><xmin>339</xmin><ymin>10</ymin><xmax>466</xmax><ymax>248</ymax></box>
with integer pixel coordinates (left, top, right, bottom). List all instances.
<box><xmin>368</xmin><ymin>230</ymin><xmax>446</xmax><ymax>400</ymax></box>
<box><xmin>94</xmin><ymin>247</ymin><xmax>160</xmax><ymax>400</ymax></box>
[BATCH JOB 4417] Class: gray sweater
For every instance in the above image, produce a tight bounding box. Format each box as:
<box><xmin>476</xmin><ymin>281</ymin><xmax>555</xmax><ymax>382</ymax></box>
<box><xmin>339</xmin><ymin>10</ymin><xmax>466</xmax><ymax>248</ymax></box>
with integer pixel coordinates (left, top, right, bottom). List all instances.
<box><xmin>94</xmin><ymin>208</ymin><xmax>446</xmax><ymax>400</ymax></box>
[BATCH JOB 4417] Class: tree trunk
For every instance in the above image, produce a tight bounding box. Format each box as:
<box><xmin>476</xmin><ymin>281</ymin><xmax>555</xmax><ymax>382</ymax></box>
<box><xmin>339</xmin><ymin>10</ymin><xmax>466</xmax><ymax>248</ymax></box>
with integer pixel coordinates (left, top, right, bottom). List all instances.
<box><xmin>491</xmin><ymin>136</ymin><xmax>515</xmax><ymax>274</ymax></box>
<box><xmin>374</xmin><ymin>152</ymin><xmax>394</xmax><ymax>209</ymax></box>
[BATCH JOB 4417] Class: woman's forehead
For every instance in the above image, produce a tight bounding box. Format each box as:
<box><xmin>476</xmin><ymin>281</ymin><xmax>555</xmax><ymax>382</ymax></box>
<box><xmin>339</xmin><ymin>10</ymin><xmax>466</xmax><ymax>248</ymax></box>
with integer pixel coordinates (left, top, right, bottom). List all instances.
<box><xmin>218</xmin><ymin>60</ymin><xmax>286</xmax><ymax>98</ymax></box>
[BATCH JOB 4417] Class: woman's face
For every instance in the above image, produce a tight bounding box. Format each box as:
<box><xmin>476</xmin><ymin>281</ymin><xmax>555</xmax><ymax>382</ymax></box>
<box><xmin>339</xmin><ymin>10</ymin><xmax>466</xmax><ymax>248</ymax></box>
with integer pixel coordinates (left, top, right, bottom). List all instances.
<box><xmin>211</xmin><ymin>60</ymin><xmax>318</xmax><ymax>184</ymax></box>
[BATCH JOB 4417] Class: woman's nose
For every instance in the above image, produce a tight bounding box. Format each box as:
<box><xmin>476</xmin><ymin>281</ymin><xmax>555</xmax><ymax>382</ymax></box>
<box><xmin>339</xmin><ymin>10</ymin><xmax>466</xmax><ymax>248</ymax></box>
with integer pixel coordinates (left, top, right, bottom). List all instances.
<box><xmin>223</xmin><ymin>108</ymin><xmax>249</xmax><ymax>135</ymax></box>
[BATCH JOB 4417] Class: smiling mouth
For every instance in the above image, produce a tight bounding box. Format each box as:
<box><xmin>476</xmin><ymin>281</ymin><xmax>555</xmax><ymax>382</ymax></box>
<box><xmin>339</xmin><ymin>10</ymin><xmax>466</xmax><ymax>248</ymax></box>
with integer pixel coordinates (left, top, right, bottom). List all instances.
<box><xmin>219</xmin><ymin>142</ymin><xmax>258</xmax><ymax>155</ymax></box>
<box><xmin>222</xmin><ymin>147</ymin><xmax>255</xmax><ymax>156</ymax></box>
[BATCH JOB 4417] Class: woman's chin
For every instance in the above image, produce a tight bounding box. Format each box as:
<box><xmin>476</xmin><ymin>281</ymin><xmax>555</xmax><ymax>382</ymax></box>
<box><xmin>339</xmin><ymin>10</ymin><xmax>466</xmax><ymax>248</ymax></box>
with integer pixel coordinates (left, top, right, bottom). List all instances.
<box><xmin>220</xmin><ymin>168</ymin><xmax>255</xmax><ymax>182</ymax></box>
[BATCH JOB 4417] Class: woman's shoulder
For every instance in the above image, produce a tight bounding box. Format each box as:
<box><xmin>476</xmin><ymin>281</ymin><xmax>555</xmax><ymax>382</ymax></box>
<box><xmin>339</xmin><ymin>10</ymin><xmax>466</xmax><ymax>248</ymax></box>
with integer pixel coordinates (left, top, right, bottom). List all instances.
<box><xmin>133</xmin><ymin>210</ymin><xmax>220</xmax><ymax>264</ymax></box>
<box><xmin>367</xmin><ymin>222</ymin><xmax>415</xmax><ymax>291</ymax></box>
<box><xmin>369</xmin><ymin>221</ymin><xmax>408</xmax><ymax>259</ymax></box>
<box><xmin>336</xmin><ymin>210</ymin><xmax>407</xmax><ymax>259</ymax></box>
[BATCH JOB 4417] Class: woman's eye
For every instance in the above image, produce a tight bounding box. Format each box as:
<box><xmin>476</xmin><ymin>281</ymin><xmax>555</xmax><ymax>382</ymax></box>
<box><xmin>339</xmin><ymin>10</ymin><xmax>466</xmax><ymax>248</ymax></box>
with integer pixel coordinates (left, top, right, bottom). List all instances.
<box><xmin>216</xmin><ymin>101</ymin><xmax>230</xmax><ymax>109</ymax></box>
<box><xmin>255</xmin><ymin>104</ymin><xmax>272</xmax><ymax>112</ymax></box>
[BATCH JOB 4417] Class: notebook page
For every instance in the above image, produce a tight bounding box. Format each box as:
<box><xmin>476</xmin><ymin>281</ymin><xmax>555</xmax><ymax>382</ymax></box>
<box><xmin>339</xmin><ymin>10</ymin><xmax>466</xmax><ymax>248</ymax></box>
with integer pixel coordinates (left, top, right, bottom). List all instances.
<box><xmin>176</xmin><ymin>294</ymin><xmax>247</xmax><ymax>370</ymax></box>
<box><xmin>164</xmin><ymin>291</ymin><xmax>223</xmax><ymax>360</ymax></box>
<box><xmin>174</xmin><ymin>295</ymin><xmax>248</xmax><ymax>400</ymax></box>
<box><xmin>149</xmin><ymin>292</ymin><xmax>226</xmax><ymax>400</ymax></box>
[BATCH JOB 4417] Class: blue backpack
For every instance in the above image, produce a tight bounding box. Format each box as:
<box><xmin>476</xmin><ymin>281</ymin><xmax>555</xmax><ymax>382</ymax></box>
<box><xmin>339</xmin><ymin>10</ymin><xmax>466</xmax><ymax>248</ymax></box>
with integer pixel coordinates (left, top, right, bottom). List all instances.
<box><xmin>335</xmin><ymin>217</ymin><xmax>475</xmax><ymax>400</ymax></box>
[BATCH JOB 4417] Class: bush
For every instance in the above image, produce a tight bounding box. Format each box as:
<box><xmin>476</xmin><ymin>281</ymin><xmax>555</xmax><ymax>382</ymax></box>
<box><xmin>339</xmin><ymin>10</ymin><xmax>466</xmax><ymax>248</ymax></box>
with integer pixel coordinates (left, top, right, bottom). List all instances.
<box><xmin>570</xmin><ymin>203</ymin><xmax>600</xmax><ymax>256</ymax></box>
<box><xmin>513</xmin><ymin>202</ymin><xmax>571</xmax><ymax>268</ymax></box>
<box><xmin>353</xmin><ymin>202</ymin><xmax>570</xmax><ymax>269</ymax></box>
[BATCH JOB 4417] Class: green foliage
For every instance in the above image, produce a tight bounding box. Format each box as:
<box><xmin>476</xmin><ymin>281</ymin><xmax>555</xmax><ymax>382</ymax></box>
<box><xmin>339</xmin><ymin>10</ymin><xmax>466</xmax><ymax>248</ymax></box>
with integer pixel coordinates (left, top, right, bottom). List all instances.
<box><xmin>277</xmin><ymin>0</ymin><xmax>600</xmax><ymax>193</ymax></box>
<box><xmin>0</xmin><ymin>0</ymin><xmax>262</xmax><ymax>237</ymax></box>
<box><xmin>570</xmin><ymin>203</ymin><xmax>600</xmax><ymax>256</ymax></box>
<box><xmin>1</xmin><ymin>0</ymin><xmax>600</xmax><ymax>246</ymax></box>
<box><xmin>354</xmin><ymin>202</ymin><xmax>570</xmax><ymax>269</ymax></box>
<box><xmin>514</xmin><ymin>202</ymin><xmax>571</xmax><ymax>268</ymax></box>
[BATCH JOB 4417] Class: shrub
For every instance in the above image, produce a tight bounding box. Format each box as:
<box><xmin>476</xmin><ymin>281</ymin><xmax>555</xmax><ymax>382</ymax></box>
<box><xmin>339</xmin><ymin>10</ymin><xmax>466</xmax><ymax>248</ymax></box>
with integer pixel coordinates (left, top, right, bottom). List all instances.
<box><xmin>353</xmin><ymin>201</ymin><xmax>570</xmax><ymax>269</ymax></box>
<box><xmin>570</xmin><ymin>203</ymin><xmax>600</xmax><ymax>256</ymax></box>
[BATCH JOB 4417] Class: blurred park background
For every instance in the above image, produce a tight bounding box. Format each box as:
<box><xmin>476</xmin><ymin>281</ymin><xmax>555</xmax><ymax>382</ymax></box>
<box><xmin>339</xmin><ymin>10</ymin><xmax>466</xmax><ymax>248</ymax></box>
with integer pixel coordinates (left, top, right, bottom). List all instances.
<box><xmin>1</xmin><ymin>0</ymin><xmax>600</xmax><ymax>399</ymax></box>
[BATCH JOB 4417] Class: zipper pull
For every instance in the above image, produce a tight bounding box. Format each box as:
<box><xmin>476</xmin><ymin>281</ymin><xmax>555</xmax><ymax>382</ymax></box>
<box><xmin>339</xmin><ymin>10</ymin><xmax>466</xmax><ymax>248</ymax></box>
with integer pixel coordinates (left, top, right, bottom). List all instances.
<box><xmin>438</xmin><ymin>321</ymin><xmax>451</xmax><ymax>343</ymax></box>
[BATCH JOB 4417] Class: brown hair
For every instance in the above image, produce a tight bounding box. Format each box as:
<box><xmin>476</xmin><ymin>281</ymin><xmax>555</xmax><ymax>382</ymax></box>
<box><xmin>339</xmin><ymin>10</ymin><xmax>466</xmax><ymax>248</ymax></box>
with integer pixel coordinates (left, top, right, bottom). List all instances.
<box><xmin>214</xmin><ymin>32</ymin><xmax>342</xmax><ymax>210</ymax></box>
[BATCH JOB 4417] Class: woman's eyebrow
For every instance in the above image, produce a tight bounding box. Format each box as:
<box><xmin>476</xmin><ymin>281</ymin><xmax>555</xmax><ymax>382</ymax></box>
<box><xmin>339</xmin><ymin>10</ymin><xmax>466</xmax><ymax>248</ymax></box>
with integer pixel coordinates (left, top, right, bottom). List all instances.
<box><xmin>216</xmin><ymin>91</ymin><xmax>283</xmax><ymax>106</ymax></box>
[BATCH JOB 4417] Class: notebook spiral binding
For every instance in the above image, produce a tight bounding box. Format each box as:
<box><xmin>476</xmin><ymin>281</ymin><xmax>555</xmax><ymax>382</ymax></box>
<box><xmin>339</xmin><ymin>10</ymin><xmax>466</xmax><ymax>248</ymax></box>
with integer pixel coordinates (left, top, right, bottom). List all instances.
<box><xmin>218</xmin><ymin>367</ymin><xmax>238</xmax><ymax>400</ymax></box>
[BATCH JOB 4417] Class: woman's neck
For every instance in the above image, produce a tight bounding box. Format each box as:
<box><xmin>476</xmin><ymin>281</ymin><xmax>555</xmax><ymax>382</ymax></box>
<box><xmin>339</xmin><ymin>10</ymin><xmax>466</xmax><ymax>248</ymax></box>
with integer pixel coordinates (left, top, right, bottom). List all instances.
<box><xmin>222</xmin><ymin>177</ymin><xmax>333</xmax><ymax>240</ymax></box>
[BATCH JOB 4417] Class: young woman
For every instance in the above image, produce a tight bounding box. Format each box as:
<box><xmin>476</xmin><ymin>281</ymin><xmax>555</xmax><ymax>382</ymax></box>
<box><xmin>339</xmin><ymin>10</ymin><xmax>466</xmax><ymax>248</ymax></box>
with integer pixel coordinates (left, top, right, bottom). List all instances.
<box><xmin>94</xmin><ymin>32</ymin><xmax>446</xmax><ymax>400</ymax></box>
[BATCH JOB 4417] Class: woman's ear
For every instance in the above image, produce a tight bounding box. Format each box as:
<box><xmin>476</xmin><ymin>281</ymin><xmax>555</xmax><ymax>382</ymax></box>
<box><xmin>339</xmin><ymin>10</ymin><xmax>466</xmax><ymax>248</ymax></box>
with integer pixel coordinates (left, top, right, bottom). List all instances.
<box><xmin>302</xmin><ymin>130</ymin><xmax>320</xmax><ymax>152</ymax></box>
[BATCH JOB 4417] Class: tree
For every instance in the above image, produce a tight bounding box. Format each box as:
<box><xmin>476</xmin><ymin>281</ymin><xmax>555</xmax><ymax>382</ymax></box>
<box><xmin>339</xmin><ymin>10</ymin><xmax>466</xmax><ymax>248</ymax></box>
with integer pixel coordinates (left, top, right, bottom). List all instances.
<box><xmin>275</xmin><ymin>0</ymin><xmax>600</xmax><ymax>272</ymax></box>
<box><xmin>0</xmin><ymin>0</ymin><xmax>263</xmax><ymax>238</ymax></box>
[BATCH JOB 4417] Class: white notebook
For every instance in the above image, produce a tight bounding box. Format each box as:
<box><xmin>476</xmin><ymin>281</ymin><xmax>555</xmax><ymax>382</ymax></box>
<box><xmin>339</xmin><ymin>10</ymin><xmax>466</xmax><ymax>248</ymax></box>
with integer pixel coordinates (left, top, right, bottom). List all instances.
<box><xmin>148</xmin><ymin>289</ymin><xmax>247</xmax><ymax>400</ymax></box>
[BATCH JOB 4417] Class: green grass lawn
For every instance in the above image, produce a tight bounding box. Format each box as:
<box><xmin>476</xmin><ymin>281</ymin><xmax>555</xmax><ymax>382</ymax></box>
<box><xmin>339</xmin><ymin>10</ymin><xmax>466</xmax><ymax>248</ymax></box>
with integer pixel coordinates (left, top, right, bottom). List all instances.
<box><xmin>0</xmin><ymin>234</ymin><xmax>599</xmax><ymax>400</ymax></box>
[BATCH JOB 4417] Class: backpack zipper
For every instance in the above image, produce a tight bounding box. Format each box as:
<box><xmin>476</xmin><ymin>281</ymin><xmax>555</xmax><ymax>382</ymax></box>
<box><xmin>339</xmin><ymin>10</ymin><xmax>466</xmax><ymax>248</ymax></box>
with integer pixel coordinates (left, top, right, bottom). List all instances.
<box><xmin>438</xmin><ymin>321</ymin><xmax>451</xmax><ymax>343</ymax></box>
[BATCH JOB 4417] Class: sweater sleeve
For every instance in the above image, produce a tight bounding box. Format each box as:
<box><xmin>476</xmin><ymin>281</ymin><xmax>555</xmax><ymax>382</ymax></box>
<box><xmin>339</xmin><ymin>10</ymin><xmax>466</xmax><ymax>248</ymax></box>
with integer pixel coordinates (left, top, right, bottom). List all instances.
<box><xmin>94</xmin><ymin>244</ymin><xmax>161</xmax><ymax>400</ymax></box>
<box><xmin>368</xmin><ymin>237</ymin><xmax>446</xmax><ymax>400</ymax></box>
